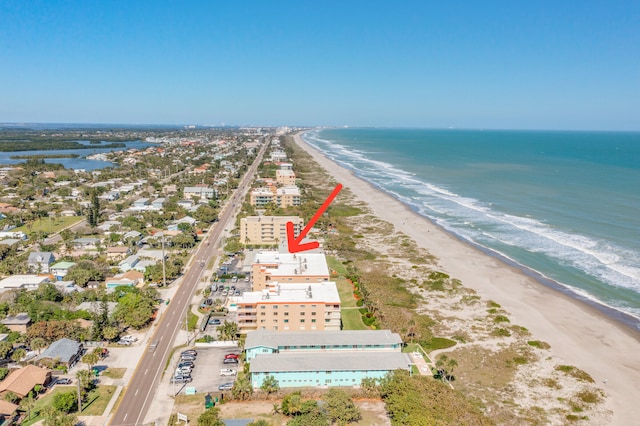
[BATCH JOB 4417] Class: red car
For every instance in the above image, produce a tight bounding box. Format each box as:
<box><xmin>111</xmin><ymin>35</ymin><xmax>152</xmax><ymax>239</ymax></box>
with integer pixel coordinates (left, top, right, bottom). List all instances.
<box><xmin>224</xmin><ymin>353</ymin><xmax>239</xmax><ymax>360</ymax></box>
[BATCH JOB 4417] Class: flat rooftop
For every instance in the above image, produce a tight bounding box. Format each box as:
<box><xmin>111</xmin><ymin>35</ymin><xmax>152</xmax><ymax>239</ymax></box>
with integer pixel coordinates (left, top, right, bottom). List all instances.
<box><xmin>246</xmin><ymin>329</ymin><xmax>403</xmax><ymax>349</ymax></box>
<box><xmin>253</xmin><ymin>251</ymin><xmax>329</xmax><ymax>277</ymax></box>
<box><xmin>250</xmin><ymin>351</ymin><xmax>411</xmax><ymax>373</ymax></box>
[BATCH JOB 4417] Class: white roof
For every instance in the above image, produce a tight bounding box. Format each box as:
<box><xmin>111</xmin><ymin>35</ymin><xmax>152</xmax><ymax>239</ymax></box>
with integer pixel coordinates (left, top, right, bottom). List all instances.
<box><xmin>253</xmin><ymin>251</ymin><xmax>329</xmax><ymax>278</ymax></box>
<box><xmin>246</xmin><ymin>329</ymin><xmax>403</xmax><ymax>350</ymax></box>
<box><xmin>0</xmin><ymin>275</ymin><xmax>49</xmax><ymax>289</ymax></box>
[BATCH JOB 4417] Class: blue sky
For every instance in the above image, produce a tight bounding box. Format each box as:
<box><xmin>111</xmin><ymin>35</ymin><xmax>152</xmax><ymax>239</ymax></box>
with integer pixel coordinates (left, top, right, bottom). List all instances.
<box><xmin>1</xmin><ymin>1</ymin><xmax>638</xmax><ymax>130</ymax></box>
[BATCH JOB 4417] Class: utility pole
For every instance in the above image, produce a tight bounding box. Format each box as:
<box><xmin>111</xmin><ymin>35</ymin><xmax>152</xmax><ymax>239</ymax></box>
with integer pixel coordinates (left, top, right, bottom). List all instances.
<box><xmin>161</xmin><ymin>235</ymin><xmax>167</xmax><ymax>287</ymax></box>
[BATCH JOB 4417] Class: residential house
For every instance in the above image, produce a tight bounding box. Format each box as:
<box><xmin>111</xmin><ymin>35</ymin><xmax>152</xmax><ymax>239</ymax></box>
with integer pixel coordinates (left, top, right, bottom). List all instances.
<box><xmin>0</xmin><ymin>313</ymin><xmax>31</xmax><ymax>333</ymax></box>
<box><xmin>27</xmin><ymin>252</ymin><xmax>55</xmax><ymax>273</ymax></box>
<box><xmin>177</xmin><ymin>200</ymin><xmax>194</xmax><ymax>210</ymax></box>
<box><xmin>236</xmin><ymin>282</ymin><xmax>341</xmax><ymax>334</ymax></box>
<box><xmin>59</xmin><ymin>210</ymin><xmax>76</xmax><ymax>217</ymax></box>
<box><xmin>240</xmin><ymin>216</ymin><xmax>303</xmax><ymax>246</ymax></box>
<box><xmin>0</xmin><ymin>365</ymin><xmax>51</xmax><ymax>399</ymax></box>
<box><xmin>107</xmin><ymin>246</ymin><xmax>131</xmax><ymax>260</ymax></box>
<box><xmin>151</xmin><ymin>198</ymin><xmax>165</xmax><ymax>210</ymax></box>
<box><xmin>118</xmin><ymin>255</ymin><xmax>139</xmax><ymax>272</ymax></box>
<box><xmin>0</xmin><ymin>400</ymin><xmax>18</xmax><ymax>424</ymax></box>
<box><xmin>0</xmin><ymin>275</ymin><xmax>49</xmax><ymax>292</ymax></box>
<box><xmin>72</xmin><ymin>238</ymin><xmax>101</xmax><ymax>250</ymax></box>
<box><xmin>183</xmin><ymin>186</ymin><xmax>216</xmax><ymax>200</ymax></box>
<box><xmin>53</xmin><ymin>280</ymin><xmax>83</xmax><ymax>295</ymax></box>
<box><xmin>36</xmin><ymin>338</ymin><xmax>83</xmax><ymax>368</ymax></box>
<box><xmin>132</xmin><ymin>198</ymin><xmax>150</xmax><ymax>210</ymax></box>
<box><xmin>49</xmin><ymin>261</ymin><xmax>76</xmax><ymax>281</ymax></box>
<box><xmin>105</xmin><ymin>270</ymin><xmax>145</xmax><ymax>289</ymax></box>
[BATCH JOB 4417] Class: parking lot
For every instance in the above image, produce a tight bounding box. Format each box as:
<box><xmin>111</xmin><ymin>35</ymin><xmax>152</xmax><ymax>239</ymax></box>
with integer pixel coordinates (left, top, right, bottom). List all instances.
<box><xmin>168</xmin><ymin>346</ymin><xmax>242</xmax><ymax>395</ymax></box>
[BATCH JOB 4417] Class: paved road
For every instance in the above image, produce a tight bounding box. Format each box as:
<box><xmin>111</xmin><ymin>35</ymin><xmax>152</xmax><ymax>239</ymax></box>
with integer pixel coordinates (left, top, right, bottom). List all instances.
<box><xmin>109</xmin><ymin>139</ymin><xmax>268</xmax><ymax>426</ymax></box>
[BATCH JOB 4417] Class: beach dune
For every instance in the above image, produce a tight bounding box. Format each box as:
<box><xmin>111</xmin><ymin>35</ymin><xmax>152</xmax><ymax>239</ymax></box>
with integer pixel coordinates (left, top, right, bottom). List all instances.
<box><xmin>294</xmin><ymin>132</ymin><xmax>640</xmax><ymax>425</ymax></box>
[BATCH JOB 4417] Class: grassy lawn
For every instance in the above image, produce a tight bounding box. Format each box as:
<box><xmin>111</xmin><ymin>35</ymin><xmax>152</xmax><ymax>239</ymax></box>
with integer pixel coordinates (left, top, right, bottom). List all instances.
<box><xmin>187</xmin><ymin>310</ymin><xmax>199</xmax><ymax>331</ymax></box>
<box><xmin>101</xmin><ymin>368</ymin><xmax>126</xmax><ymax>379</ymax></box>
<box><xmin>22</xmin><ymin>385</ymin><xmax>116</xmax><ymax>425</ymax></box>
<box><xmin>14</xmin><ymin>216</ymin><xmax>83</xmax><ymax>234</ymax></box>
<box><xmin>341</xmin><ymin>308</ymin><xmax>369</xmax><ymax>330</ymax></box>
<box><xmin>326</xmin><ymin>255</ymin><xmax>348</xmax><ymax>275</ymax></box>
<box><xmin>336</xmin><ymin>276</ymin><xmax>359</xmax><ymax>308</ymax></box>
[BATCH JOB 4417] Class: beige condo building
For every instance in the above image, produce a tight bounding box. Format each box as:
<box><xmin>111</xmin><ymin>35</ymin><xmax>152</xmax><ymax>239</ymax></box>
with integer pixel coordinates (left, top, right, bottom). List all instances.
<box><xmin>252</xmin><ymin>251</ymin><xmax>330</xmax><ymax>291</ymax></box>
<box><xmin>236</xmin><ymin>282</ymin><xmax>341</xmax><ymax>334</ymax></box>
<box><xmin>240</xmin><ymin>216</ymin><xmax>303</xmax><ymax>246</ymax></box>
<box><xmin>250</xmin><ymin>186</ymin><xmax>301</xmax><ymax>208</ymax></box>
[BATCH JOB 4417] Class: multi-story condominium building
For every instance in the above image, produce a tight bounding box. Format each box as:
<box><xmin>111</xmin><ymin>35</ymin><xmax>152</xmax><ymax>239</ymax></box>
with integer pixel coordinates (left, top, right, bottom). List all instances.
<box><xmin>252</xmin><ymin>251</ymin><xmax>330</xmax><ymax>291</ymax></box>
<box><xmin>236</xmin><ymin>282</ymin><xmax>341</xmax><ymax>334</ymax></box>
<box><xmin>240</xmin><ymin>216</ymin><xmax>303</xmax><ymax>246</ymax></box>
<box><xmin>245</xmin><ymin>329</ymin><xmax>410</xmax><ymax>389</ymax></box>
<box><xmin>276</xmin><ymin>169</ymin><xmax>296</xmax><ymax>186</ymax></box>
<box><xmin>249</xmin><ymin>186</ymin><xmax>301</xmax><ymax>208</ymax></box>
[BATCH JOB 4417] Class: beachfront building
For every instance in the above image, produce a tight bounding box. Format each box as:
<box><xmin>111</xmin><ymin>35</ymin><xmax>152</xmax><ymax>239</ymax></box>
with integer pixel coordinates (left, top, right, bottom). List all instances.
<box><xmin>246</xmin><ymin>329</ymin><xmax>410</xmax><ymax>389</ymax></box>
<box><xmin>251</xmin><ymin>251</ymin><xmax>329</xmax><ymax>291</ymax></box>
<box><xmin>236</xmin><ymin>282</ymin><xmax>341</xmax><ymax>334</ymax></box>
<box><xmin>249</xmin><ymin>186</ymin><xmax>301</xmax><ymax>208</ymax></box>
<box><xmin>245</xmin><ymin>329</ymin><xmax>404</xmax><ymax>360</ymax></box>
<box><xmin>276</xmin><ymin>168</ymin><xmax>296</xmax><ymax>186</ymax></box>
<box><xmin>240</xmin><ymin>216</ymin><xmax>303</xmax><ymax>246</ymax></box>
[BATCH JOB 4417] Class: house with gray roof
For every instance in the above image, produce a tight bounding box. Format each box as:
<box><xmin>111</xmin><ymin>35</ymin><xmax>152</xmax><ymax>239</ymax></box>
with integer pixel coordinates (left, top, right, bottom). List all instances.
<box><xmin>36</xmin><ymin>338</ymin><xmax>84</xmax><ymax>368</ymax></box>
<box><xmin>27</xmin><ymin>252</ymin><xmax>55</xmax><ymax>273</ymax></box>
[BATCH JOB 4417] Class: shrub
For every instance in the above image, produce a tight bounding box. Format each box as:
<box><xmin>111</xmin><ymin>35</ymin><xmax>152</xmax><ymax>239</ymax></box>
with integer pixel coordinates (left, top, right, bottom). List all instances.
<box><xmin>527</xmin><ymin>340</ymin><xmax>551</xmax><ymax>350</ymax></box>
<box><xmin>555</xmin><ymin>365</ymin><xmax>595</xmax><ymax>383</ymax></box>
<box><xmin>494</xmin><ymin>315</ymin><xmax>510</xmax><ymax>323</ymax></box>
<box><xmin>491</xmin><ymin>328</ymin><xmax>511</xmax><ymax>337</ymax></box>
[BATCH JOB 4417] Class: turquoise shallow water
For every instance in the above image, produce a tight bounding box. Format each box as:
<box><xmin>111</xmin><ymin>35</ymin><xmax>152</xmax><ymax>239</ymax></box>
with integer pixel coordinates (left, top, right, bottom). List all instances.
<box><xmin>303</xmin><ymin>128</ymin><xmax>640</xmax><ymax>324</ymax></box>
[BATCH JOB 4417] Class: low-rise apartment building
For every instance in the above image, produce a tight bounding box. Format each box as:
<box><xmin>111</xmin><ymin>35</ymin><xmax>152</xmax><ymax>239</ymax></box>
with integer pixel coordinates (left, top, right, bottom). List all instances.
<box><xmin>236</xmin><ymin>282</ymin><xmax>341</xmax><ymax>334</ymax></box>
<box><xmin>240</xmin><ymin>216</ymin><xmax>303</xmax><ymax>246</ymax></box>
<box><xmin>245</xmin><ymin>329</ymin><xmax>410</xmax><ymax>389</ymax></box>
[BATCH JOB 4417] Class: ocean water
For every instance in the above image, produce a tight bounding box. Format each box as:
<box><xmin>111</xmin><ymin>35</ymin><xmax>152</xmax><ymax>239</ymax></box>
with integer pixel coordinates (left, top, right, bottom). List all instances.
<box><xmin>302</xmin><ymin>128</ymin><xmax>640</xmax><ymax>325</ymax></box>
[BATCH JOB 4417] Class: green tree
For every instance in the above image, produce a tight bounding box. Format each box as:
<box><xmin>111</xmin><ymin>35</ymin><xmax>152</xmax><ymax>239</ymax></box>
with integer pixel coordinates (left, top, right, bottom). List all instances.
<box><xmin>323</xmin><ymin>388</ymin><xmax>361</xmax><ymax>425</ymax></box>
<box><xmin>87</xmin><ymin>190</ymin><xmax>100</xmax><ymax>227</ymax></box>
<box><xmin>113</xmin><ymin>292</ymin><xmax>154</xmax><ymax>329</ymax></box>
<box><xmin>102</xmin><ymin>325</ymin><xmax>120</xmax><ymax>341</ymax></box>
<box><xmin>42</xmin><ymin>405</ymin><xmax>78</xmax><ymax>426</ymax></box>
<box><xmin>30</xmin><ymin>336</ymin><xmax>47</xmax><ymax>354</ymax></box>
<box><xmin>231</xmin><ymin>373</ymin><xmax>253</xmax><ymax>401</ymax></box>
<box><xmin>65</xmin><ymin>260</ymin><xmax>104</xmax><ymax>287</ymax></box>
<box><xmin>0</xmin><ymin>341</ymin><xmax>12</xmax><ymax>358</ymax></box>
<box><xmin>82</xmin><ymin>352</ymin><xmax>100</xmax><ymax>371</ymax></box>
<box><xmin>194</xmin><ymin>204</ymin><xmax>218</xmax><ymax>223</ymax></box>
<box><xmin>0</xmin><ymin>368</ymin><xmax>9</xmax><ymax>380</ymax></box>
<box><xmin>20</xmin><ymin>392</ymin><xmax>36</xmax><ymax>421</ymax></box>
<box><xmin>197</xmin><ymin>407</ymin><xmax>225</xmax><ymax>426</ymax></box>
<box><xmin>53</xmin><ymin>391</ymin><xmax>77</xmax><ymax>413</ymax></box>
<box><xmin>217</xmin><ymin>320</ymin><xmax>238</xmax><ymax>342</ymax></box>
<box><xmin>281</xmin><ymin>392</ymin><xmax>303</xmax><ymax>416</ymax></box>
<box><xmin>10</xmin><ymin>348</ymin><xmax>26</xmax><ymax>363</ymax></box>
<box><xmin>260</xmin><ymin>375</ymin><xmax>279</xmax><ymax>395</ymax></box>
<box><xmin>286</xmin><ymin>401</ymin><xmax>328</xmax><ymax>426</ymax></box>
<box><xmin>3</xmin><ymin>391</ymin><xmax>19</xmax><ymax>403</ymax></box>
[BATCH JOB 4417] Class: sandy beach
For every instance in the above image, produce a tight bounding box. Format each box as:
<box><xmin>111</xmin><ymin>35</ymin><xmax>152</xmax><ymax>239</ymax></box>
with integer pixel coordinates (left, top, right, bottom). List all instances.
<box><xmin>294</xmin><ymin>132</ymin><xmax>640</xmax><ymax>425</ymax></box>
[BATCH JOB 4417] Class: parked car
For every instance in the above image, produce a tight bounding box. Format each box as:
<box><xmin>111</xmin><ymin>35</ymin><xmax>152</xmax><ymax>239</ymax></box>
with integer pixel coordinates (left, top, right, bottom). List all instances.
<box><xmin>178</xmin><ymin>361</ymin><xmax>195</xmax><ymax>369</ymax></box>
<box><xmin>234</xmin><ymin>290</ymin><xmax>241</xmax><ymax>296</ymax></box>
<box><xmin>208</xmin><ymin>318</ymin><xmax>221</xmax><ymax>325</ymax></box>
<box><xmin>219</xmin><ymin>368</ymin><xmax>236</xmax><ymax>376</ymax></box>
<box><xmin>218</xmin><ymin>382</ymin><xmax>234</xmax><ymax>390</ymax></box>
<box><xmin>121</xmin><ymin>335</ymin><xmax>138</xmax><ymax>342</ymax></box>
<box><xmin>223</xmin><ymin>357</ymin><xmax>239</xmax><ymax>364</ymax></box>
<box><xmin>116</xmin><ymin>339</ymin><xmax>131</xmax><ymax>346</ymax></box>
<box><xmin>224</xmin><ymin>353</ymin><xmax>239</xmax><ymax>359</ymax></box>
<box><xmin>171</xmin><ymin>375</ymin><xmax>192</xmax><ymax>384</ymax></box>
<box><xmin>221</xmin><ymin>290</ymin><xmax>228</xmax><ymax>296</ymax></box>
<box><xmin>181</xmin><ymin>349</ymin><xmax>197</xmax><ymax>357</ymax></box>
<box><xmin>176</xmin><ymin>367</ymin><xmax>192</xmax><ymax>375</ymax></box>
<box><xmin>180</xmin><ymin>355</ymin><xmax>196</xmax><ymax>362</ymax></box>
<box><xmin>56</xmin><ymin>378</ymin><xmax>72</xmax><ymax>385</ymax></box>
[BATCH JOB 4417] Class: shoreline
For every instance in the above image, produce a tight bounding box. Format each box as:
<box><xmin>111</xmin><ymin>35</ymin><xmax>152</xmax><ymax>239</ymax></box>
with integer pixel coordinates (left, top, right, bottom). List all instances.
<box><xmin>293</xmin><ymin>131</ymin><xmax>640</xmax><ymax>424</ymax></box>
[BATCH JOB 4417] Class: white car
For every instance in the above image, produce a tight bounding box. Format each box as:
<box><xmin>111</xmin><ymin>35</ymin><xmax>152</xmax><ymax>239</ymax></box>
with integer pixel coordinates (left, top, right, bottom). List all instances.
<box><xmin>121</xmin><ymin>335</ymin><xmax>138</xmax><ymax>342</ymax></box>
<box><xmin>176</xmin><ymin>367</ymin><xmax>192</xmax><ymax>375</ymax></box>
<box><xmin>219</xmin><ymin>368</ymin><xmax>237</xmax><ymax>376</ymax></box>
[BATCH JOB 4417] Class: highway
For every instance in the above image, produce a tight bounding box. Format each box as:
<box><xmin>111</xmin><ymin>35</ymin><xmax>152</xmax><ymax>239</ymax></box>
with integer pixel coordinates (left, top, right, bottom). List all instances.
<box><xmin>109</xmin><ymin>139</ymin><xmax>268</xmax><ymax>425</ymax></box>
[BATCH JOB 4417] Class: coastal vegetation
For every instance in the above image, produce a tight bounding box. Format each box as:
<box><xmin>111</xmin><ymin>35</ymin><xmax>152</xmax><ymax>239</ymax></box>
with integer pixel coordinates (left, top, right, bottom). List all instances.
<box><xmin>0</xmin><ymin>140</ymin><xmax>126</xmax><ymax>151</ymax></box>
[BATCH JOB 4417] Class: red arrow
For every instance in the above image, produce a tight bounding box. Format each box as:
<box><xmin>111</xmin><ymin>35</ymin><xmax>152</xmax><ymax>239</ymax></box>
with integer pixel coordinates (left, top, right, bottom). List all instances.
<box><xmin>287</xmin><ymin>183</ymin><xmax>343</xmax><ymax>253</ymax></box>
